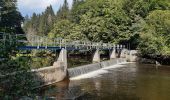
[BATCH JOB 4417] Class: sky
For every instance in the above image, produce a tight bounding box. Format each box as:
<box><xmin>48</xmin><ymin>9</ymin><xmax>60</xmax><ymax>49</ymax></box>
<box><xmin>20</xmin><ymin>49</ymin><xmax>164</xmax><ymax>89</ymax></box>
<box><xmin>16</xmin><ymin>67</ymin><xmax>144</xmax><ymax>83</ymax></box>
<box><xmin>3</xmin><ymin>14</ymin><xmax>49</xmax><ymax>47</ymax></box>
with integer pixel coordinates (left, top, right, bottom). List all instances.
<box><xmin>17</xmin><ymin>0</ymin><xmax>73</xmax><ymax>17</ymax></box>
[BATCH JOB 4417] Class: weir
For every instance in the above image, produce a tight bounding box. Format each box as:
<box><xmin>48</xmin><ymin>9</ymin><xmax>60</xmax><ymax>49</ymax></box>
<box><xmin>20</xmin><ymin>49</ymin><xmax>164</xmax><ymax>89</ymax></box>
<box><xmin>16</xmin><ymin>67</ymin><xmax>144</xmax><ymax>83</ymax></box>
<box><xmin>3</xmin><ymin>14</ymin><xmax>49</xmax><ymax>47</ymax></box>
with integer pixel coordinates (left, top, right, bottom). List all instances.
<box><xmin>68</xmin><ymin>58</ymin><xmax>127</xmax><ymax>78</ymax></box>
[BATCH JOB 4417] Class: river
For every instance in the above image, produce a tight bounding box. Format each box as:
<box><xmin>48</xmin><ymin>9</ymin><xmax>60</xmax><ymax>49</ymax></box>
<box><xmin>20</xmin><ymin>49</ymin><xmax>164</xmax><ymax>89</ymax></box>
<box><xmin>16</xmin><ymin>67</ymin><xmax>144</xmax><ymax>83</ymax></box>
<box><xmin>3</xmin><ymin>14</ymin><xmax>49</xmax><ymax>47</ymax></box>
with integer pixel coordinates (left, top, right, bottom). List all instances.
<box><xmin>36</xmin><ymin>63</ymin><xmax>170</xmax><ymax>100</ymax></box>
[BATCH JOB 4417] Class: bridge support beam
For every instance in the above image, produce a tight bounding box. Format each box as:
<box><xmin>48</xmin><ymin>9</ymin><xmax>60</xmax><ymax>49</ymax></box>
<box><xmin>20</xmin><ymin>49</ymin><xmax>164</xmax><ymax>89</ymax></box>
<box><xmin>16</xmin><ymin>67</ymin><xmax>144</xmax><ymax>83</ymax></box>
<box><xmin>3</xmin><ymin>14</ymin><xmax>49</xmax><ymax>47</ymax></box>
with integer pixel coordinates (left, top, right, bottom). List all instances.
<box><xmin>110</xmin><ymin>49</ymin><xmax>116</xmax><ymax>59</ymax></box>
<box><xmin>52</xmin><ymin>48</ymin><xmax>67</xmax><ymax>81</ymax></box>
<box><xmin>93</xmin><ymin>49</ymin><xmax>100</xmax><ymax>63</ymax></box>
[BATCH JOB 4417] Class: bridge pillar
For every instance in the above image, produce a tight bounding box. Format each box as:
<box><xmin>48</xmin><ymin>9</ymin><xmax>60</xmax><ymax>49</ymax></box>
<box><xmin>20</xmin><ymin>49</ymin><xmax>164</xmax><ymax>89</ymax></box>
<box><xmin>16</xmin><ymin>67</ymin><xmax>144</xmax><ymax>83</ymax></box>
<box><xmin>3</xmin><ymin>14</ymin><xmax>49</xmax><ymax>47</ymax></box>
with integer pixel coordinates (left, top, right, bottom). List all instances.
<box><xmin>53</xmin><ymin>48</ymin><xmax>67</xmax><ymax>80</ymax></box>
<box><xmin>110</xmin><ymin>49</ymin><xmax>116</xmax><ymax>59</ymax></box>
<box><xmin>53</xmin><ymin>48</ymin><xmax>67</xmax><ymax>70</ymax></box>
<box><xmin>93</xmin><ymin>49</ymin><xmax>100</xmax><ymax>63</ymax></box>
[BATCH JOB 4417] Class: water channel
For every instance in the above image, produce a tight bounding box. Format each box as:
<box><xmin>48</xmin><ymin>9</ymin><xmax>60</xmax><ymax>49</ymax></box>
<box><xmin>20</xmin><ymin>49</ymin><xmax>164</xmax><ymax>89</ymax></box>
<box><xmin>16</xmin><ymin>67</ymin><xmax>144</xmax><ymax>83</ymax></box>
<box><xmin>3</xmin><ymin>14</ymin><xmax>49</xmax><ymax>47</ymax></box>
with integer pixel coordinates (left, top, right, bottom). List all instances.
<box><xmin>35</xmin><ymin>63</ymin><xmax>170</xmax><ymax>100</ymax></box>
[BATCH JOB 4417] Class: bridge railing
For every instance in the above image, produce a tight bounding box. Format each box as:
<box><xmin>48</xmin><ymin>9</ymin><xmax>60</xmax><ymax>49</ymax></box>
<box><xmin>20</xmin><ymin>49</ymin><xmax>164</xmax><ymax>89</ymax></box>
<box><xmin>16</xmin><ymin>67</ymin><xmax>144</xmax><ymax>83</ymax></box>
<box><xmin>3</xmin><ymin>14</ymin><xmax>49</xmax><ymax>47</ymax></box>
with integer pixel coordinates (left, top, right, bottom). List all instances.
<box><xmin>0</xmin><ymin>34</ymin><xmax>126</xmax><ymax>50</ymax></box>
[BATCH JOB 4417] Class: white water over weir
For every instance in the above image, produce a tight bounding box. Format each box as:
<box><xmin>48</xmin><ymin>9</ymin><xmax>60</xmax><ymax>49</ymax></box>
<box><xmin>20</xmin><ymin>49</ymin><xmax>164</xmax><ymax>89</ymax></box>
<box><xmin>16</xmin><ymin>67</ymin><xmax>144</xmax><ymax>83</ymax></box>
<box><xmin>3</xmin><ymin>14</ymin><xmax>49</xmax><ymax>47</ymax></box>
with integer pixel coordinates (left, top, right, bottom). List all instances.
<box><xmin>68</xmin><ymin>58</ymin><xmax>127</xmax><ymax>79</ymax></box>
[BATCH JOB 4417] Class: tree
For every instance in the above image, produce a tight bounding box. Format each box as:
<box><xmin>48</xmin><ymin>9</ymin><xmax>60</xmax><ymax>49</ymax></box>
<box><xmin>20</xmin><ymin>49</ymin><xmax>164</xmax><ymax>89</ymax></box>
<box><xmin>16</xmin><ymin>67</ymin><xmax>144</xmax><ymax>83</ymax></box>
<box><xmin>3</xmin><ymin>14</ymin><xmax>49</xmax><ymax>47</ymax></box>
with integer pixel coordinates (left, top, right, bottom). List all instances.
<box><xmin>138</xmin><ymin>10</ymin><xmax>170</xmax><ymax>55</ymax></box>
<box><xmin>0</xmin><ymin>0</ymin><xmax>23</xmax><ymax>33</ymax></box>
<box><xmin>0</xmin><ymin>0</ymin><xmax>23</xmax><ymax>59</ymax></box>
<box><xmin>123</xmin><ymin>0</ymin><xmax>170</xmax><ymax>18</ymax></box>
<box><xmin>48</xmin><ymin>20</ymin><xmax>73</xmax><ymax>38</ymax></box>
<box><xmin>56</xmin><ymin>0</ymin><xmax>70</xmax><ymax>20</ymax></box>
<box><xmin>24</xmin><ymin>5</ymin><xmax>55</xmax><ymax>35</ymax></box>
<box><xmin>69</xmin><ymin>0</ymin><xmax>131</xmax><ymax>43</ymax></box>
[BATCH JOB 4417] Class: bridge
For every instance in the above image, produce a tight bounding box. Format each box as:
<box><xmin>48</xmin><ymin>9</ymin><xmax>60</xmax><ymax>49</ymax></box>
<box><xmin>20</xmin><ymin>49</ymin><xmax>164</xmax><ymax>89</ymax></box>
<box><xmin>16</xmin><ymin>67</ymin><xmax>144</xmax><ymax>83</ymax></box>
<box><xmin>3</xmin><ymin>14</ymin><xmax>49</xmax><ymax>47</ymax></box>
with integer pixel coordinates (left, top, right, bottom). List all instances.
<box><xmin>0</xmin><ymin>33</ymin><xmax>137</xmax><ymax>87</ymax></box>
<box><xmin>0</xmin><ymin>33</ymin><xmax>128</xmax><ymax>62</ymax></box>
<box><xmin>0</xmin><ymin>34</ymin><xmax>125</xmax><ymax>50</ymax></box>
<box><xmin>0</xmin><ymin>33</ymin><xmax>127</xmax><ymax>61</ymax></box>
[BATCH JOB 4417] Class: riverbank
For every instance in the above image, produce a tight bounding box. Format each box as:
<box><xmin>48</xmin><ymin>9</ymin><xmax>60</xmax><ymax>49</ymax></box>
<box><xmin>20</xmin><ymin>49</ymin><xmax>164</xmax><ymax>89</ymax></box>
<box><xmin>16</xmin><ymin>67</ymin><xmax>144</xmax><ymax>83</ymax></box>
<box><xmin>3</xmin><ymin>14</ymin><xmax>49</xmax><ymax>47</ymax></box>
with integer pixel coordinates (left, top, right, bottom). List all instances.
<box><xmin>139</xmin><ymin>54</ymin><xmax>170</xmax><ymax>65</ymax></box>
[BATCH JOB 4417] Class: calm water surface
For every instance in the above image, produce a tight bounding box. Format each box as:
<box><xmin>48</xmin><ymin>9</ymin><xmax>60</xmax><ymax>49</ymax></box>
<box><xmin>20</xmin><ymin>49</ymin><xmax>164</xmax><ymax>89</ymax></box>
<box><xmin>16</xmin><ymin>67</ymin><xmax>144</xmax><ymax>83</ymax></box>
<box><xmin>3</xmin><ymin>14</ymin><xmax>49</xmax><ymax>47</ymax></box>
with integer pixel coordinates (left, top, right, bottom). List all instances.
<box><xmin>37</xmin><ymin>63</ymin><xmax>170</xmax><ymax>100</ymax></box>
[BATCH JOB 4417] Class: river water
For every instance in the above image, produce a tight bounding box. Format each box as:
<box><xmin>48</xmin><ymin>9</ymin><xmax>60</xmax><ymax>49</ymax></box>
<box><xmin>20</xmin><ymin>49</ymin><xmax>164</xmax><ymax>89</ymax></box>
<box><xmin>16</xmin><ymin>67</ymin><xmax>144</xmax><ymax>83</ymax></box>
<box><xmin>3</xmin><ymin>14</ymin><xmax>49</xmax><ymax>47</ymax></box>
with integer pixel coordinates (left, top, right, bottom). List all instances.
<box><xmin>37</xmin><ymin>63</ymin><xmax>170</xmax><ymax>100</ymax></box>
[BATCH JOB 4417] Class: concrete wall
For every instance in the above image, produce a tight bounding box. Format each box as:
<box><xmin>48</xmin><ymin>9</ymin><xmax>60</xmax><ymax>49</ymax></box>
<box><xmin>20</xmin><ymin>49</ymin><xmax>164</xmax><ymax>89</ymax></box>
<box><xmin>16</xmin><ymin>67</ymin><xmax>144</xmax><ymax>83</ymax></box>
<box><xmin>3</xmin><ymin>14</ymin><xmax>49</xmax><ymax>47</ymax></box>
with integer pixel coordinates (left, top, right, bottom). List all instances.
<box><xmin>0</xmin><ymin>66</ymin><xmax>67</xmax><ymax>90</ymax></box>
<box><xmin>31</xmin><ymin>64</ymin><xmax>67</xmax><ymax>87</ymax></box>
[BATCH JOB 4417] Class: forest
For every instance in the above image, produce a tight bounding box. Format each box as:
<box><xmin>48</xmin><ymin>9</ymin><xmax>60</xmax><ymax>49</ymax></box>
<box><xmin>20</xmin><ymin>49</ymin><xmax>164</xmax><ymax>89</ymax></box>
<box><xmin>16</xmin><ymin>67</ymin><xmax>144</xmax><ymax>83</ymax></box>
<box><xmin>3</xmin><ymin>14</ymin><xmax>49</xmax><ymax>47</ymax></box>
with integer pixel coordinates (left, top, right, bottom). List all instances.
<box><xmin>24</xmin><ymin>0</ymin><xmax>170</xmax><ymax>58</ymax></box>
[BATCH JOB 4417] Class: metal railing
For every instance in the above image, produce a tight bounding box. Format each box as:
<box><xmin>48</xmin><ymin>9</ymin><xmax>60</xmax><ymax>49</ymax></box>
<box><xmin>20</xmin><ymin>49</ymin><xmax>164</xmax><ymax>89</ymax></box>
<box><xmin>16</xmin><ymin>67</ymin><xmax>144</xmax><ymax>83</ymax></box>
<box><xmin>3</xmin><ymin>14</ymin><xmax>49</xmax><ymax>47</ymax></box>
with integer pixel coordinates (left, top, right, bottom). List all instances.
<box><xmin>0</xmin><ymin>34</ymin><xmax>126</xmax><ymax>50</ymax></box>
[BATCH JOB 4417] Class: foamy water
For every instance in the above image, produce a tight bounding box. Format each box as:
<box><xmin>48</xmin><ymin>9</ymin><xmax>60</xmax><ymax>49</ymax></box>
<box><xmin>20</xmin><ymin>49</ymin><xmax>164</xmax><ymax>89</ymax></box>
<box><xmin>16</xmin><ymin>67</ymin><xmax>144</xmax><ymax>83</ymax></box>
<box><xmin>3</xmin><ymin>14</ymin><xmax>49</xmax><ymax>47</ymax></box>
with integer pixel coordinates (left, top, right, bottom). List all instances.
<box><xmin>70</xmin><ymin>62</ymin><xmax>133</xmax><ymax>80</ymax></box>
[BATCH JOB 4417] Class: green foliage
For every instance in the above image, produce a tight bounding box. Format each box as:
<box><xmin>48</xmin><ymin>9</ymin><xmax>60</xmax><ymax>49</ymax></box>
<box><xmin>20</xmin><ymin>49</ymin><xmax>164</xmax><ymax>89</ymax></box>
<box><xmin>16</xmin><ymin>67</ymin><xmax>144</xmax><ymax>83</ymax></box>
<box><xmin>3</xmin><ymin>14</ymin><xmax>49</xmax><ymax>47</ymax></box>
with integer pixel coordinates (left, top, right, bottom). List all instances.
<box><xmin>138</xmin><ymin>10</ymin><xmax>170</xmax><ymax>55</ymax></box>
<box><xmin>30</xmin><ymin>50</ymin><xmax>55</xmax><ymax>69</ymax></box>
<box><xmin>50</xmin><ymin>0</ymin><xmax>132</xmax><ymax>43</ymax></box>
<box><xmin>0</xmin><ymin>0</ymin><xmax>23</xmax><ymax>33</ymax></box>
<box><xmin>123</xmin><ymin>0</ymin><xmax>170</xmax><ymax>18</ymax></box>
<box><xmin>49</xmin><ymin>20</ymin><xmax>73</xmax><ymax>38</ymax></box>
<box><xmin>56</xmin><ymin>0</ymin><xmax>70</xmax><ymax>20</ymax></box>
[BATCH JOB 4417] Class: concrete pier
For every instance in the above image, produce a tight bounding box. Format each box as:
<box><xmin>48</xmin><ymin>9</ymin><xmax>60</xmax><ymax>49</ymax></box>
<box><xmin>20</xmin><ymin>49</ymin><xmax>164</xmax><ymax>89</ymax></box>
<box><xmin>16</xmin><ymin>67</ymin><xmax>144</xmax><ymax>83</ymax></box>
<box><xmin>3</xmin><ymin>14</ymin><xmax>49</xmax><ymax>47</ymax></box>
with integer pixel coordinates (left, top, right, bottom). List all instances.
<box><xmin>53</xmin><ymin>48</ymin><xmax>67</xmax><ymax>71</ymax></box>
<box><xmin>93</xmin><ymin>49</ymin><xmax>100</xmax><ymax>63</ymax></box>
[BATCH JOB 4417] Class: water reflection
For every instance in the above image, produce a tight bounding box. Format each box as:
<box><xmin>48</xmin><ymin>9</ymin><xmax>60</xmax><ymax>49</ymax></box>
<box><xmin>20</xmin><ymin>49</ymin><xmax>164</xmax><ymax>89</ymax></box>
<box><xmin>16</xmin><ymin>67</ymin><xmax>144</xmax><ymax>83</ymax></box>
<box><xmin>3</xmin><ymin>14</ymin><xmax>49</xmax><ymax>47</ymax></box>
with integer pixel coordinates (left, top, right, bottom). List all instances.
<box><xmin>37</xmin><ymin>63</ymin><xmax>170</xmax><ymax>100</ymax></box>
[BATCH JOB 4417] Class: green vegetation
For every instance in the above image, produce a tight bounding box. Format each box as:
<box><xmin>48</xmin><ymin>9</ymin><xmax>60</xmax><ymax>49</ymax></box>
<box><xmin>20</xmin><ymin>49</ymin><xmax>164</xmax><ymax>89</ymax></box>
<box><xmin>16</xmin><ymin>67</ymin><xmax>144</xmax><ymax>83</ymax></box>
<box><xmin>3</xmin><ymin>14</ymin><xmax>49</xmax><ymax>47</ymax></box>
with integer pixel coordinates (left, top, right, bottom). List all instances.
<box><xmin>23</xmin><ymin>5</ymin><xmax>55</xmax><ymax>35</ymax></box>
<box><xmin>0</xmin><ymin>0</ymin><xmax>24</xmax><ymax>71</ymax></box>
<box><xmin>139</xmin><ymin>10</ymin><xmax>170</xmax><ymax>55</ymax></box>
<box><xmin>0</xmin><ymin>0</ymin><xmax>41</xmax><ymax>98</ymax></box>
<box><xmin>23</xmin><ymin>0</ymin><xmax>170</xmax><ymax>61</ymax></box>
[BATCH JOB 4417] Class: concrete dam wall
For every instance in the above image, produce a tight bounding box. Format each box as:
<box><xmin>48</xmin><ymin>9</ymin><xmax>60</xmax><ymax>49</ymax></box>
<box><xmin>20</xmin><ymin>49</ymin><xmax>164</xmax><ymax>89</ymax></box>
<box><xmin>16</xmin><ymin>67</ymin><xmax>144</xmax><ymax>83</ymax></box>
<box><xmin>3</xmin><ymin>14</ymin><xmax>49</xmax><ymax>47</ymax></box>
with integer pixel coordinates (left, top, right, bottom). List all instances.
<box><xmin>68</xmin><ymin>58</ymin><xmax>126</xmax><ymax>78</ymax></box>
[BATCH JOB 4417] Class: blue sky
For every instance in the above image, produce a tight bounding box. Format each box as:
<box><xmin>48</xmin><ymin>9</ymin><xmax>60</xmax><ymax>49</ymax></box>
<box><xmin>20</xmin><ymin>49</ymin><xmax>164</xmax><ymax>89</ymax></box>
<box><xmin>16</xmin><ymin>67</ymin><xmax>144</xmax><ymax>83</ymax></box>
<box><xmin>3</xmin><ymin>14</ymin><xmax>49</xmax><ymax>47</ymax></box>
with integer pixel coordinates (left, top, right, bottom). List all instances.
<box><xmin>17</xmin><ymin>0</ymin><xmax>73</xmax><ymax>17</ymax></box>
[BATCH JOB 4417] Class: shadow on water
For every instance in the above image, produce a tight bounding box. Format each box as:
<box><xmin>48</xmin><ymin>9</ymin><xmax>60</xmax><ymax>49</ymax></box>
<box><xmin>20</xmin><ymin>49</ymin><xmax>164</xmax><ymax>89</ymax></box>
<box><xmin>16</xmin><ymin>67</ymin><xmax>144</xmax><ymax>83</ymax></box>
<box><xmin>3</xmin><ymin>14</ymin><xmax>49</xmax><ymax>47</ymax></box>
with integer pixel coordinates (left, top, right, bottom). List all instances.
<box><xmin>37</xmin><ymin>79</ymin><xmax>87</xmax><ymax>100</ymax></box>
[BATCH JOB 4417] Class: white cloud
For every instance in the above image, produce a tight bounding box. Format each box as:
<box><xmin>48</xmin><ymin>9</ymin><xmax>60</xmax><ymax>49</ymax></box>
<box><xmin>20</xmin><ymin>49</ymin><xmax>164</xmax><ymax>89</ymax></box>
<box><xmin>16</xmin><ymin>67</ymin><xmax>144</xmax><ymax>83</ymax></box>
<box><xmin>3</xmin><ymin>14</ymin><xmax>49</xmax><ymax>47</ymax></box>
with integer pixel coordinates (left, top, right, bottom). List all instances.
<box><xmin>18</xmin><ymin>0</ymin><xmax>60</xmax><ymax>10</ymax></box>
<box><xmin>17</xmin><ymin>0</ymin><xmax>73</xmax><ymax>16</ymax></box>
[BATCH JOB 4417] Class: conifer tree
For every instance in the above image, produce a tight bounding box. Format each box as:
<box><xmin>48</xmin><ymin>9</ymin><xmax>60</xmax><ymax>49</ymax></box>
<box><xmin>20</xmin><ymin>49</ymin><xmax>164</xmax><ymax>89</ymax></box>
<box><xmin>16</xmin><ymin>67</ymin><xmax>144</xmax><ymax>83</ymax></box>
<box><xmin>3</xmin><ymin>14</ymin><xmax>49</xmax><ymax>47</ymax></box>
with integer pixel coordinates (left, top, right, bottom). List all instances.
<box><xmin>0</xmin><ymin>0</ymin><xmax>23</xmax><ymax>33</ymax></box>
<box><xmin>56</xmin><ymin>0</ymin><xmax>70</xmax><ymax>20</ymax></box>
<box><xmin>24</xmin><ymin>5</ymin><xmax>55</xmax><ymax>35</ymax></box>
